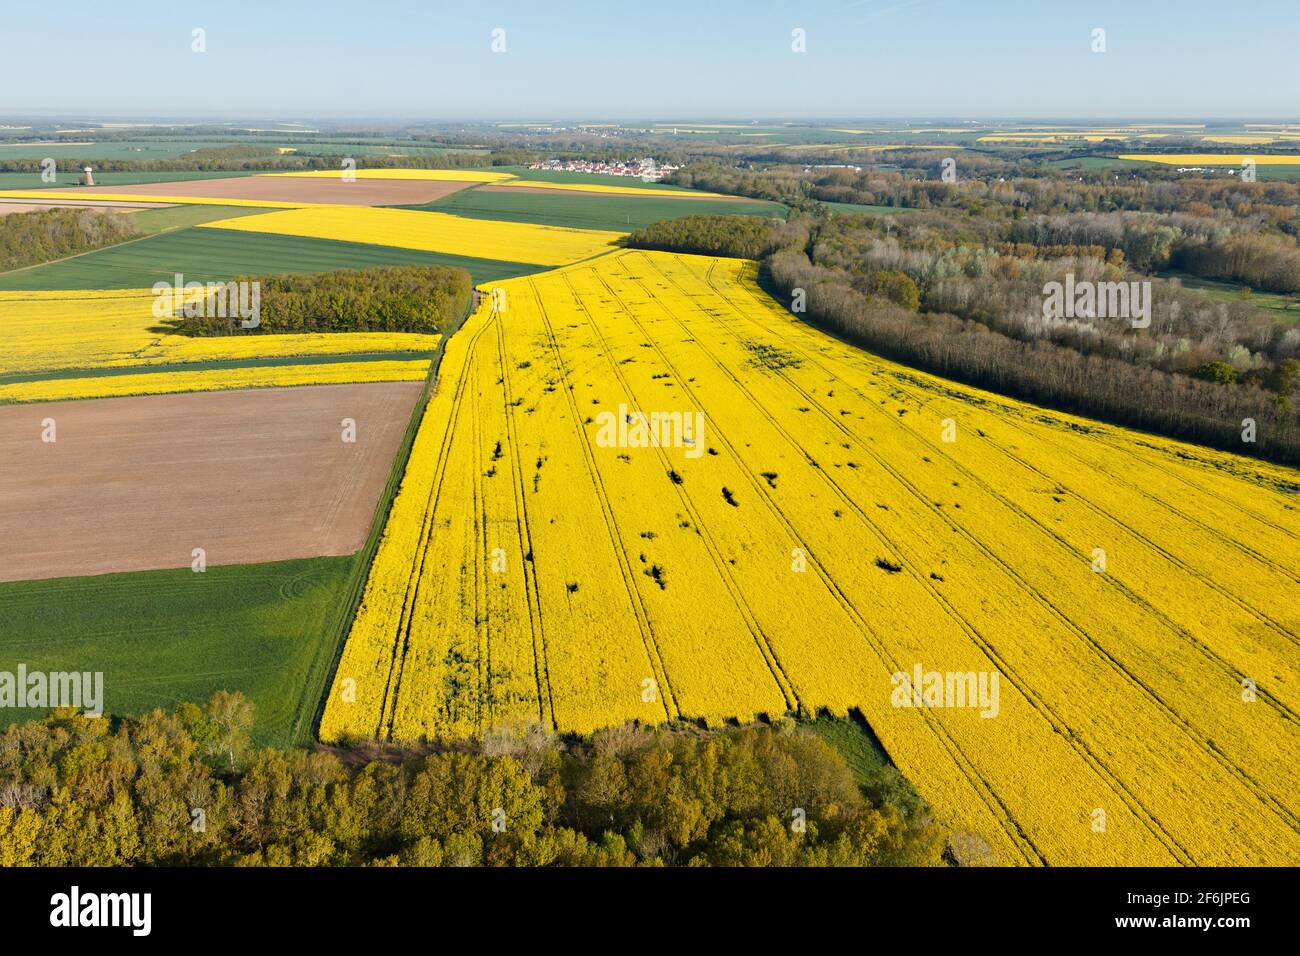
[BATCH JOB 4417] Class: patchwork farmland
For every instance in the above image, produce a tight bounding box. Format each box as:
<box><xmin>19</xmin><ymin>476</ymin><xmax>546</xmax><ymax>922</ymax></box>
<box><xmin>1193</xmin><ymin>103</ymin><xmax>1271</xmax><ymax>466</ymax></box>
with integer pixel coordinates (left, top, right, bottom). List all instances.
<box><xmin>0</xmin><ymin>164</ymin><xmax>776</xmax><ymax>749</ymax></box>
<box><xmin>2</xmin><ymin>137</ymin><xmax>1297</xmax><ymax>872</ymax></box>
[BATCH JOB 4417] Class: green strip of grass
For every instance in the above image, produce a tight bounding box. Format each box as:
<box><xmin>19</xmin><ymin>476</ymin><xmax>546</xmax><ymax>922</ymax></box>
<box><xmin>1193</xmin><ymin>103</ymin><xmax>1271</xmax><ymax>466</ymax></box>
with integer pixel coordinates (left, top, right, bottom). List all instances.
<box><xmin>0</xmin><ymin>170</ymin><xmax>266</xmax><ymax>189</ymax></box>
<box><xmin>0</xmin><ymin>556</ymin><xmax>355</xmax><ymax>747</ymax></box>
<box><xmin>0</xmin><ymin>226</ymin><xmax>541</xmax><ymax>291</ymax></box>
<box><xmin>408</xmin><ymin>186</ymin><xmax>786</xmax><ymax>232</ymax></box>
<box><xmin>0</xmin><ymin>350</ymin><xmax>431</xmax><ymax>388</ymax></box>
<box><xmin>804</xmin><ymin>713</ymin><xmax>926</xmax><ymax>816</ymax></box>
<box><xmin>129</xmin><ymin>203</ymin><xmax>277</xmax><ymax>235</ymax></box>
<box><xmin>0</xmin><ymin>140</ymin><xmax>256</xmax><ymax>161</ymax></box>
<box><xmin>1162</xmin><ymin>269</ymin><xmax>1300</xmax><ymax>323</ymax></box>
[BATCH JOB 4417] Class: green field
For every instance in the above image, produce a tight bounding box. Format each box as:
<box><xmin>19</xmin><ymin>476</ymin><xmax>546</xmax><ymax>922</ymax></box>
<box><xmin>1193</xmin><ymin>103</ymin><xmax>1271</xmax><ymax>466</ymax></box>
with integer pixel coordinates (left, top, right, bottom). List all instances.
<box><xmin>0</xmin><ymin>226</ymin><xmax>540</xmax><ymax>290</ymax></box>
<box><xmin>413</xmin><ymin>185</ymin><xmax>787</xmax><ymax>231</ymax></box>
<box><xmin>1164</xmin><ymin>269</ymin><xmax>1300</xmax><ymax>322</ymax></box>
<box><xmin>1067</xmin><ymin>155</ymin><xmax>1300</xmax><ymax>180</ymax></box>
<box><xmin>126</xmin><ymin>203</ymin><xmax>276</xmax><ymax>234</ymax></box>
<box><xmin>0</xmin><ymin>557</ymin><xmax>354</xmax><ymax>746</ymax></box>
<box><xmin>0</xmin><ymin>139</ymin><xmax>247</xmax><ymax>160</ymax></box>
<box><xmin>1255</xmin><ymin>166</ymin><xmax>1300</xmax><ymax>180</ymax></box>
<box><xmin>0</xmin><ymin>170</ymin><xmax>266</xmax><ymax>189</ymax></box>
<box><xmin>296</xmin><ymin>142</ymin><xmax>482</xmax><ymax>157</ymax></box>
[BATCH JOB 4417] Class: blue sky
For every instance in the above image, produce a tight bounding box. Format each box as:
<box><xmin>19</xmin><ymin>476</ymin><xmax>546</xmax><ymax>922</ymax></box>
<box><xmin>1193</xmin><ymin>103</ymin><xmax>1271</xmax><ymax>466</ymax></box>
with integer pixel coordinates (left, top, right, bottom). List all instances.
<box><xmin>3</xmin><ymin>0</ymin><xmax>1296</xmax><ymax>120</ymax></box>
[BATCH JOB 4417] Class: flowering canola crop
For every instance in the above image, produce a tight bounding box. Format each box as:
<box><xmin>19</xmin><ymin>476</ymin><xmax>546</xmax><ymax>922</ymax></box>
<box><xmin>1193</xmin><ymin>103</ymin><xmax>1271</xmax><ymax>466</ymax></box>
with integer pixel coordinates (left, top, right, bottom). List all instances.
<box><xmin>493</xmin><ymin>180</ymin><xmax>731</xmax><ymax>198</ymax></box>
<box><xmin>0</xmin><ymin>359</ymin><xmax>429</xmax><ymax>403</ymax></box>
<box><xmin>321</xmin><ymin>249</ymin><xmax>1300</xmax><ymax>866</ymax></box>
<box><xmin>1117</xmin><ymin>153</ymin><xmax>1300</xmax><ymax>165</ymax></box>
<box><xmin>0</xmin><ymin>288</ymin><xmax>438</xmax><ymax>400</ymax></box>
<box><xmin>197</xmin><ymin>206</ymin><xmax>623</xmax><ymax>266</ymax></box>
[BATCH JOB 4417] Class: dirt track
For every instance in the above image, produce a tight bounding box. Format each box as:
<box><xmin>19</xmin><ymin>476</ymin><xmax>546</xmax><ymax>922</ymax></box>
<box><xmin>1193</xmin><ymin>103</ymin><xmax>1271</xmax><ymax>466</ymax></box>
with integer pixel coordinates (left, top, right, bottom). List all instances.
<box><xmin>89</xmin><ymin>175</ymin><xmax>474</xmax><ymax>206</ymax></box>
<box><xmin>0</xmin><ymin>381</ymin><xmax>422</xmax><ymax>583</ymax></box>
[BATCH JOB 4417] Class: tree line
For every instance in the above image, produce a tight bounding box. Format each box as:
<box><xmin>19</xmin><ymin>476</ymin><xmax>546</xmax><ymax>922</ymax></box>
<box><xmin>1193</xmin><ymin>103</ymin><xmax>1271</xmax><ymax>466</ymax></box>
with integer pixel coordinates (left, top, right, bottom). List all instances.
<box><xmin>174</xmin><ymin>265</ymin><xmax>473</xmax><ymax>336</ymax></box>
<box><xmin>0</xmin><ymin>695</ymin><xmax>961</xmax><ymax>867</ymax></box>
<box><xmin>0</xmin><ymin>145</ymin><xmax>527</xmax><ymax>176</ymax></box>
<box><xmin>626</xmin><ymin>213</ymin><xmax>1300</xmax><ymax>464</ymax></box>
<box><xmin>626</xmin><ymin>214</ymin><xmax>782</xmax><ymax>259</ymax></box>
<box><xmin>0</xmin><ymin>208</ymin><xmax>138</xmax><ymax>273</ymax></box>
<box><xmin>671</xmin><ymin>161</ymin><xmax>1300</xmax><ymax>295</ymax></box>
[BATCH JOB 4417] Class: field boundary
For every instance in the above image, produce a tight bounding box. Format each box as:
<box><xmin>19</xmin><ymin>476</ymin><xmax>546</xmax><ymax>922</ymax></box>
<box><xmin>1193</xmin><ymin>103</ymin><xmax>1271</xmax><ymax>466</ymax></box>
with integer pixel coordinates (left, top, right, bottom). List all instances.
<box><xmin>0</xmin><ymin>350</ymin><xmax>432</xmax><ymax>387</ymax></box>
<box><xmin>298</xmin><ymin>292</ymin><xmax>480</xmax><ymax>745</ymax></box>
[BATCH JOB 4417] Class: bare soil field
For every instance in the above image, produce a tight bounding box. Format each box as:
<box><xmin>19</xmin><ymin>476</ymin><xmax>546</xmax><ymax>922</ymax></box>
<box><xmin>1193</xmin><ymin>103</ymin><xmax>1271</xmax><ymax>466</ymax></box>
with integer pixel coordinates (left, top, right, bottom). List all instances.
<box><xmin>0</xmin><ymin>381</ymin><xmax>422</xmax><ymax>583</ymax></box>
<box><xmin>89</xmin><ymin>175</ymin><xmax>475</xmax><ymax>206</ymax></box>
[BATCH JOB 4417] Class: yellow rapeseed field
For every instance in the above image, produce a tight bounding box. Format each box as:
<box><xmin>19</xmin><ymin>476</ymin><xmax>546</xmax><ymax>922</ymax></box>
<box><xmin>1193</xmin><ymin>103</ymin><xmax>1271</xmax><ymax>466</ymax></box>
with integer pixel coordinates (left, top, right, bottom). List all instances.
<box><xmin>1118</xmin><ymin>153</ymin><xmax>1300</xmax><ymax>165</ymax></box>
<box><xmin>197</xmin><ymin>206</ymin><xmax>623</xmax><ymax>266</ymax></box>
<box><xmin>0</xmin><ymin>288</ymin><xmax>438</xmax><ymax>400</ymax></box>
<box><xmin>321</xmin><ymin>248</ymin><xmax>1300</xmax><ymax>867</ymax></box>
<box><xmin>496</xmin><ymin>180</ymin><xmax>729</xmax><ymax>198</ymax></box>
<box><xmin>0</xmin><ymin>359</ymin><xmax>429</xmax><ymax>403</ymax></box>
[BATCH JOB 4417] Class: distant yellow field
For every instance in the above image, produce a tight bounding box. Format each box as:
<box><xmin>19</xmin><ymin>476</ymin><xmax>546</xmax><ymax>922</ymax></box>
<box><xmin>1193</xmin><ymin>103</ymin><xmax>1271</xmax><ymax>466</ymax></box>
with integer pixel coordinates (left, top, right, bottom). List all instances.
<box><xmin>0</xmin><ymin>359</ymin><xmax>429</xmax><ymax>403</ymax></box>
<box><xmin>497</xmin><ymin>179</ymin><xmax>728</xmax><ymax>198</ymax></box>
<box><xmin>1119</xmin><ymin>153</ymin><xmax>1300</xmax><ymax>165</ymax></box>
<box><xmin>198</xmin><ymin>206</ymin><xmax>623</xmax><ymax>265</ymax></box>
<box><xmin>260</xmin><ymin>168</ymin><xmax>514</xmax><ymax>182</ymax></box>
<box><xmin>321</xmin><ymin>248</ymin><xmax>1300</xmax><ymax>866</ymax></box>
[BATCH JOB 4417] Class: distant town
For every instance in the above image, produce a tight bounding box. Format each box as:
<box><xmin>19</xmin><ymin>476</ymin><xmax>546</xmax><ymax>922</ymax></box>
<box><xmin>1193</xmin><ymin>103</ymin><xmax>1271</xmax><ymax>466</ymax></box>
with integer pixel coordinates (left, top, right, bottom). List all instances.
<box><xmin>525</xmin><ymin>158</ymin><xmax>678</xmax><ymax>181</ymax></box>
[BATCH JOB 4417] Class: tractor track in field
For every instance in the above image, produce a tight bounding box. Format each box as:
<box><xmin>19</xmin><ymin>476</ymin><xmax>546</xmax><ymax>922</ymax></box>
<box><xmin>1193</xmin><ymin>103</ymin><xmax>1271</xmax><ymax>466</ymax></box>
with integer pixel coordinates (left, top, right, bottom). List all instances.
<box><xmin>736</xmin><ymin>272</ymin><xmax>1300</xmax><ymax>581</ymax></box>
<box><xmin>641</xmin><ymin>253</ymin><xmax>1247</xmax><ymax>861</ymax></box>
<box><xmin>670</xmin><ymin>254</ymin><xmax>1300</xmax><ymax>846</ymax></box>
<box><xmin>378</xmin><ymin>315</ymin><xmax>495</xmax><ymax>740</ymax></box>
<box><xmin>470</xmin><ymin>332</ymin><xmax>493</xmax><ymax>730</ymax></box>
<box><xmin>524</xmin><ymin>279</ymin><xmax>678</xmax><ymax>723</ymax></box>
<box><xmin>494</xmin><ymin>311</ymin><xmax>557</xmax><ymax>731</ymax></box>
<box><xmin>725</xmin><ymin>264</ymin><xmax>1300</xmax><ymax>709</ymax></box>
<box><xmin>605</xmin><ymin>258</ymin><xmax>1053</xmax><ymax>863</ymax></box>
<box><xmin>561</xmin><ymin>271</ymin><xmax>800</xmax><ymax>718</ymax></box>
<box><xmin>1090</xmin><ymin>430</ymin><xmax>1300</xmax><ymax>544</ymax></box>
<box><xmin>791</xmin><ymin>311</ymin><xmax>1300</xmax><ymax>616</ymax></box>
<box><xmin>983</xmin><ymin>413</ymin><xmax>1300</xmax><ymax>588</ymax></box>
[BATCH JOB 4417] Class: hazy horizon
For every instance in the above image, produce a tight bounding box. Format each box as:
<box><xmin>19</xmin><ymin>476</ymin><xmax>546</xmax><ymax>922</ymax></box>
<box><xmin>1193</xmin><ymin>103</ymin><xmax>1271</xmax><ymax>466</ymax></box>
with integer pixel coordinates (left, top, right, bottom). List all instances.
<box><xmin>5</xmin><ymin>0</ymin><xmax>1297</xmax><ymax>118</ymax></box>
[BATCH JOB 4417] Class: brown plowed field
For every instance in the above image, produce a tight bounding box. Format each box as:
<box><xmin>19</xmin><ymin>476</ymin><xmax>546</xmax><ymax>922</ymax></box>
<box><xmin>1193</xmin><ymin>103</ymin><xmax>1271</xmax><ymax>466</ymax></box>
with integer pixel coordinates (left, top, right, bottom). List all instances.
<box><xmin>0</xmin><ymin>381</ymin><xmax>422</xmax><ymax>583</ymax></box>
<box><xmin>88</xmin><ymin>175</ymin><xmax>474</xmax><ymax>206</ymax></box>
